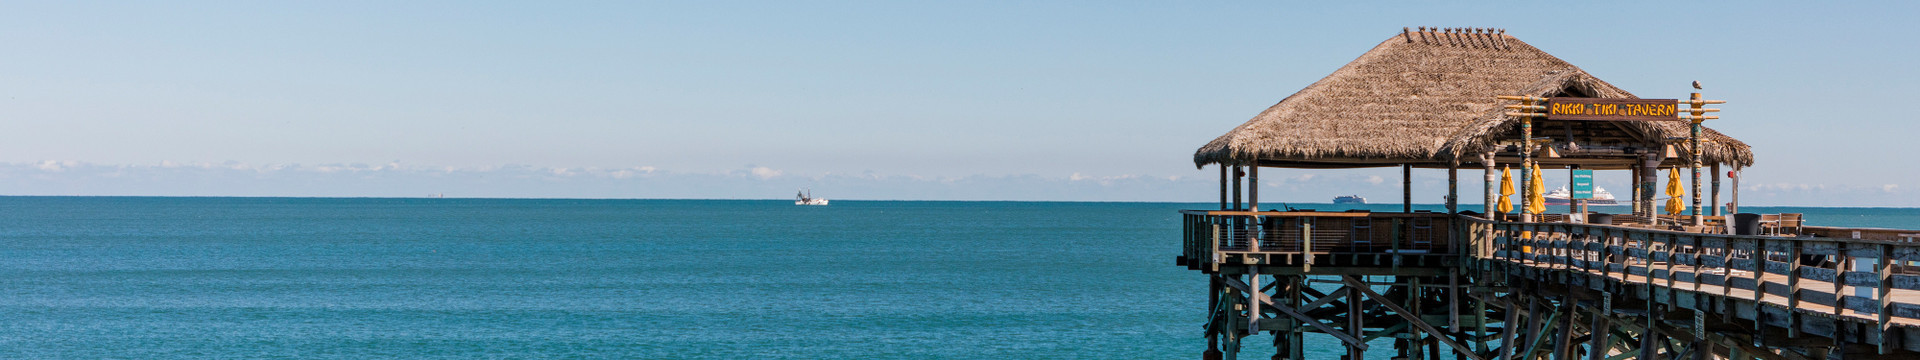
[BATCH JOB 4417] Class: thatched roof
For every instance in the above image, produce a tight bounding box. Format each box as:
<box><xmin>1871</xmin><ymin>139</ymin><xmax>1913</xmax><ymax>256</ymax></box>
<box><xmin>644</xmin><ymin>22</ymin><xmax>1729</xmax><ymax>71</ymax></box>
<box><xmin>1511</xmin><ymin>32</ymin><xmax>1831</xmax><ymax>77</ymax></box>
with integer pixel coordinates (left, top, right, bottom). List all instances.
<box><xmin>1194</xmin><ymin>28</ymin><xmax>1753</xmax><ymax>169</ymax></box>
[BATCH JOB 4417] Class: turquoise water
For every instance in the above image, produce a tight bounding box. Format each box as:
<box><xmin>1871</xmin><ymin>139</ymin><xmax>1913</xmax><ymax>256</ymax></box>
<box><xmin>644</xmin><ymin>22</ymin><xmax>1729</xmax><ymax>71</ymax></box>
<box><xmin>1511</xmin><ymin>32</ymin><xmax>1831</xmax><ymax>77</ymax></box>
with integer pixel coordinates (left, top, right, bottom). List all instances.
<box><xmin>0</xmin><ymin>197</ymin><xmax>1914</xmax><ymax>358</ymax></box>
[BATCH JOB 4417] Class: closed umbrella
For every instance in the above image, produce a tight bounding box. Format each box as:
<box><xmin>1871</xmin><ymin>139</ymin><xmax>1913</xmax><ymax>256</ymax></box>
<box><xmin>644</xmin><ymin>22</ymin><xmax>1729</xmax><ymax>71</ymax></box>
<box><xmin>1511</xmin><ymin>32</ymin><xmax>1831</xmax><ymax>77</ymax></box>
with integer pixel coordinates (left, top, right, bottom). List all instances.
<box><xmin>1526</xmin><ymin>163</ymin><xmax>1546</xmax><ymax>214</ymax></box>
<box><xmin>1497</xmin><ymin>165</ymin><xmax>1514</xmax><ymax>213</ymax></box>
<box><xmin>1665</xmin><ymin>167</ymin><xmax>1685</xmax><ymax>215</ymax></box>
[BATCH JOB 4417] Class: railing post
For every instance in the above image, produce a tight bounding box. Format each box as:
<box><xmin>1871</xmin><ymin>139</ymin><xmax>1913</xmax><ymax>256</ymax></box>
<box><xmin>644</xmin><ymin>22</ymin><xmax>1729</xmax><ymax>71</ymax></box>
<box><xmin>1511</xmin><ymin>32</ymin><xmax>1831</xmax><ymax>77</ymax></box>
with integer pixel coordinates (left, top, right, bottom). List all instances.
<box><xmin>1834</xmin><ymin>243</ymin><xmax>1851</xmax><ymax>352</ymax></box>
<box><xmin>1302</xmin><ymin>218</ymin><xmax>1314</xmax><ymax>273</ymax></box>
<box><xmin>1752</xmin><ymin>237</ymin><xmax>1767</xmax><ymax>332</ymax></box>
<box><xmin>1210</xmin><ymin>223</ymin><xmax>1222</xmax><ymax>273</ymax></box>
<box><xmin>1878</xmin><ymin>243</ymin><xmax>1894</xmax><ymax>354</ymax></box>
<box><xmin>1787</xmin><ymin>239</ymin><xmax>1802</xmax><ymax>338</ymax></box>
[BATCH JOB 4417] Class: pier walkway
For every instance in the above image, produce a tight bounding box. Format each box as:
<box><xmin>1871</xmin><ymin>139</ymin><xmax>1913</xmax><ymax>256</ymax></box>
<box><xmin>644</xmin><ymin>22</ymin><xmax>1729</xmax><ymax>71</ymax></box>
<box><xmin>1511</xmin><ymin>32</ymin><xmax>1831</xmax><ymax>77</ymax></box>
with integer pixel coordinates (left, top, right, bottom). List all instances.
<box><xmin>1178</xmin><ymin>211</ymin><xmax>1920</xmax><ymax>360</ymax></box>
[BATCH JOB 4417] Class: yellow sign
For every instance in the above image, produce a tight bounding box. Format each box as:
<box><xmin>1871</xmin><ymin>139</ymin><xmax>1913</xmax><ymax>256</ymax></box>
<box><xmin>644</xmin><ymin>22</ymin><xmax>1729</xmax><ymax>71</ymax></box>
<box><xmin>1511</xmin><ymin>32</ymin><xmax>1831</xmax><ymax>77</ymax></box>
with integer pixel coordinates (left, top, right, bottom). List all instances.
<box><xmin>1546</xmin><ymin>97</ymin><xmax>1679</xmax><ymax>121</ymax></box>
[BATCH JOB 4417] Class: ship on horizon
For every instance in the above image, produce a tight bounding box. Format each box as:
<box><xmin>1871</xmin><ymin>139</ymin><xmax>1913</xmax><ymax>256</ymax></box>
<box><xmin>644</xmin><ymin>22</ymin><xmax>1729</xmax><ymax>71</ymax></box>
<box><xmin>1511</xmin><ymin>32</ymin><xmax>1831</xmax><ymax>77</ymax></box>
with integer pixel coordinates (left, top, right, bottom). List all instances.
<box><xmin>1545</xmin><ymin>186</ymin><xmax>1617</xmax><ymax>205</ymax></box>
<box><xmin>795</xmin><ymin>189</ymin><xmax>828</xmax><ymax>206</ymax></box>
<box><xmin>1332</xmin><ymin>195</ymin><xmax>1366</xmax><ymax>204</ymax></box>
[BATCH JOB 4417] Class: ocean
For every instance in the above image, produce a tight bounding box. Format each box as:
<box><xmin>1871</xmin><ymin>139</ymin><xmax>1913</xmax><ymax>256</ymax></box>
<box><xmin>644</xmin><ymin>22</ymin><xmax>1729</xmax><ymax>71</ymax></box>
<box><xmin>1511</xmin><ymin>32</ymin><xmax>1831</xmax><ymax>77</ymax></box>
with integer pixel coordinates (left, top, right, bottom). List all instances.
<box><xmin>0</xmin><ymin>197</ymin><xmax>1914</xmax><ymax>359</ymax></box>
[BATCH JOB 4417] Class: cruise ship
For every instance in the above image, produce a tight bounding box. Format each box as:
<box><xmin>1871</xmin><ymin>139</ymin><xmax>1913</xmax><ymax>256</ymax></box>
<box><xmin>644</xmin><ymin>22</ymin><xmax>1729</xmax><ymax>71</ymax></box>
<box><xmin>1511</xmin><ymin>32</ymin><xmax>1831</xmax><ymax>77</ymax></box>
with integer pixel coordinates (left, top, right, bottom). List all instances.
<box><xmin>1332</xmin><ymin>195</ymin><xmax>1366</xmax><ymax>204</ymax></box>
<box><xmin>1545</xmin><ymin>186</ymin><xmax>1617</xmax><ymax>205</ymax></box>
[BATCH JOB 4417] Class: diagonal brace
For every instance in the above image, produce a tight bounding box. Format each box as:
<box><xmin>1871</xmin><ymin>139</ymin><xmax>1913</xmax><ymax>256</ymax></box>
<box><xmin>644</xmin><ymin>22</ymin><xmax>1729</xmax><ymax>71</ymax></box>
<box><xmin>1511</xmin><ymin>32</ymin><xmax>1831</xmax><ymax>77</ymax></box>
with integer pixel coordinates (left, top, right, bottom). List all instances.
<box><xmin>1268</xmin><ymin>300</ymin><xmax>1369</xmax><ymax>351</ymax></box>
<box><xmin>1343</xmin><ymin>275</ymin><xmax>1486</xmax><ymax>360</ymax></box>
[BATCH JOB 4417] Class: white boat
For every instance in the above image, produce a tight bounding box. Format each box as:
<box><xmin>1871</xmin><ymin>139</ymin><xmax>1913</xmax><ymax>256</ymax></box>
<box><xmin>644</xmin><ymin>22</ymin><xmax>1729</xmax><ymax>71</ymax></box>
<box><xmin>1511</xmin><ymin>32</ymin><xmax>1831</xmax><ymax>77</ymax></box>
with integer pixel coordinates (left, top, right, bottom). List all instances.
<box><xmin>1545</xmin><ymin>186</ymin><xmax>1617</xmax><ymax>205</ymax></box>
<box><xmin>795</xmin><ymin>189</ymin><xmax>829</xmax><ymax>206</ymax></box>
<box><xmin>1333</xmin><ymin>195</ymin><xmax>1366</xmax><ymax>204</ymax></box>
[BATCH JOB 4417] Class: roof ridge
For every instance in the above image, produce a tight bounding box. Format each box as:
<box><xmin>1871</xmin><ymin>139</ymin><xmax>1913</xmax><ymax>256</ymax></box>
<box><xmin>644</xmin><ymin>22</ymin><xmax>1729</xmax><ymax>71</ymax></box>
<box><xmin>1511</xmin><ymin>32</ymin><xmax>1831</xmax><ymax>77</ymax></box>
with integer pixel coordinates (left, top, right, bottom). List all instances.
<box><xmin>1403</xmin><ymin>27</ymin><xmax>1512</xmax><ymax>50</ymax></box>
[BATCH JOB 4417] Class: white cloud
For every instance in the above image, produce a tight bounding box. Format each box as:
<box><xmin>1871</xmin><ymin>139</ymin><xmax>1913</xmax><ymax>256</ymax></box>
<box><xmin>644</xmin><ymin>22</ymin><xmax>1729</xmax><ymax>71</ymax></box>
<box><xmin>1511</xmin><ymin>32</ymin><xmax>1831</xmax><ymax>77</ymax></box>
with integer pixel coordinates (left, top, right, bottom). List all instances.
<box><xmin>1885</xmin><ymin>184</ymin><xmax>1900</xmax><ymax>192</ymax></box>
<box><xmin>750</xmin><ymin>166</ymin><xmax>782</xmax><ymax>179</ymax></box>
<box><xmin>35</xmin><ymin>160</ymin><xmax>76</xmax><ymax>172</ymax></box>
<box><xmin>1365</xmin><ymin>175</ymin><xmax>1384</xmax><ymax>185</ymax></box>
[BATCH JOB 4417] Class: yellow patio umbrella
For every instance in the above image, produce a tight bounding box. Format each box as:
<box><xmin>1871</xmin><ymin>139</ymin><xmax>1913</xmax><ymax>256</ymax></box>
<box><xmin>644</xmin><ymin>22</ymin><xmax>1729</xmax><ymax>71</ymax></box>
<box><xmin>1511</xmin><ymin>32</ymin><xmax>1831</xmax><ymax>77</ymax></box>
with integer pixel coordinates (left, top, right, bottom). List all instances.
<box><xmin>1497</xmin><ymin>165</ymin><xmax>1514</xmax><ymax>213</ymax></box>
<box><xmin>1525</xmin><ymin>162</ymin><xmax>1546</xmax><ymax>214</ymax></box>
<box><xmin>1665</xmin><ymin>167</ymin><xmax>1685</xmax><ymax>215</ymax></box>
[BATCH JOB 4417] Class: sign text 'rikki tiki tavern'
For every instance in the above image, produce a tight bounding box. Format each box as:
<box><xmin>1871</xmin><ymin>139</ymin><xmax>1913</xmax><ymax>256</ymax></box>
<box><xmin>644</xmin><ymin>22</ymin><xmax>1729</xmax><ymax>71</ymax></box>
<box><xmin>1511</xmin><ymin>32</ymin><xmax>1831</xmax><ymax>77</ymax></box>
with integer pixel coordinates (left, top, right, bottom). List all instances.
<box><xmin>1544</xmin><ymin>97</ymin><xmax>1678</xmax><ymax>121</ymax></box>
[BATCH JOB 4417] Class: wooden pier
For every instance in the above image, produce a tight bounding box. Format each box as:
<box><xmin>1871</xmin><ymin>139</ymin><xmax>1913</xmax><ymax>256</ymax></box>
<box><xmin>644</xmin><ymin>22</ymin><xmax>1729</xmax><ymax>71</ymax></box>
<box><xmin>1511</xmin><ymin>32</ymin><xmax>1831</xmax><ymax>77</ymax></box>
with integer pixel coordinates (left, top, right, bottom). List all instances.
<box><xmin>1177</xmin><ymin>28</ymin><xmax>1905</xmax><ymax>359</ymax></box>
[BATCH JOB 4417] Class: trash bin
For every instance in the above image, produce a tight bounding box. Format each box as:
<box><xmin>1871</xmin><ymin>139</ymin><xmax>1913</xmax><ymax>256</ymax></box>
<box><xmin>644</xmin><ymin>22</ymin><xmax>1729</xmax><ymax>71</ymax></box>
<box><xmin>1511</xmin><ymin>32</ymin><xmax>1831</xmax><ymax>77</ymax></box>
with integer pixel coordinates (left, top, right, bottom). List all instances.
<box><xmin>1588</xmin><ymin>213</ymin><xmax>1614</xmax><ymax>225</ymax></box>
<box><xmin>1732</xmin><ymin>213</ymin><xmax>1762</xmax><ymax>236</ymax></box>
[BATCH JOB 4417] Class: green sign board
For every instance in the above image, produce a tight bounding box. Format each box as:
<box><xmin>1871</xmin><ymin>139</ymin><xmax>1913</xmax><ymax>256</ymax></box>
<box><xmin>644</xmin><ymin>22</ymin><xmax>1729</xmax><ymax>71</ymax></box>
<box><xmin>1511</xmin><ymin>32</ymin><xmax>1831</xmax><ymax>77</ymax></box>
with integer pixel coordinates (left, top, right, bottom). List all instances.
<box><xmin>1571</xmin><ymin>169</ymin><xmax>1595</xmax><ymax>200</ymax></box>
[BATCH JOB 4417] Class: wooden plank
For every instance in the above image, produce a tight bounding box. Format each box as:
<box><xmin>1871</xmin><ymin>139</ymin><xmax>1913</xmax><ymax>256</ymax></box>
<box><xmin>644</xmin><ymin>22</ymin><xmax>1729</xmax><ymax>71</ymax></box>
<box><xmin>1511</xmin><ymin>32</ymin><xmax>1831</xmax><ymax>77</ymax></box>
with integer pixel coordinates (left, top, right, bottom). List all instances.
<box><xmin>1341</xmin><ymin>276</ymin><xmax>1486</xmax><ymax>360</ymax></box>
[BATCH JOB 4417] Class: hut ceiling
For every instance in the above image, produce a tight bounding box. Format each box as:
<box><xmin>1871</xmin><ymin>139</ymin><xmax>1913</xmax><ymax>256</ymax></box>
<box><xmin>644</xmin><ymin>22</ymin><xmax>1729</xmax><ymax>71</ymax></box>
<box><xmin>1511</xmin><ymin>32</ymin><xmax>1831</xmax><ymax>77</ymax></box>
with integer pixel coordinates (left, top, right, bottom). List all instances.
<box><xmin>1194</xmin><ymin>28</ymin><xmax>1753</xmax><ymax>169</ymax></box>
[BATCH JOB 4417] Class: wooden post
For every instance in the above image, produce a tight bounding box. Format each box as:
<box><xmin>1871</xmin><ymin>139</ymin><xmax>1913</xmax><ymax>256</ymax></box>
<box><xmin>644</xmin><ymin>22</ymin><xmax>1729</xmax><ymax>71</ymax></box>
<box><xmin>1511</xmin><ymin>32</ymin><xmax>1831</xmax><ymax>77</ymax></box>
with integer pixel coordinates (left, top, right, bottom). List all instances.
<box><xmin>1730</xmin><ymin>166</ymin><xmax>1741</xmax><ymax>214</ymax></box>
<box><xmin>1834</xmin><ymin>244</ymin><xmax>1851</xmax><ymax>354</ymax></box>
<box><xmin>1448</xmin><ymin>163</ymin><xmax>1459</xmax><ymax>214</ymax></box>
<box><xmin>1207</xmin><ymin>276</ymin><xmax>1225</xmax><ymax>360</ymax></box>
<box><xmin>1404</xmin><ymin>164</ymin><xmax>1414</xmax><ymax>213</ymax></box>
<box><xmin>1631</xmin><ymin>166</ymin><xmax>1642</xmax><ymax>216</ymax></box>
<box><xmin>1687</xmin><ymin>92</ymin><xmax>1705</xmax><ymax>226</ymax></box>
<box><xmin>1641</xmin><ymin>153</ymin><xmax>1659</xmax><ymax>220</ymax></box>
<box><xmin>1233</xmin><ymin>165</ymin><xmax>1243</xmax><ymax>211</ymax></box>
<box><xmin>1499</xmin><ymin>298</ymin><xmax>1522</xmax><ymax>360</ymax></box>
<box><xmin>1349</xmin><ymin>280</ymin><xmax>1365</xmax><ymax>360</ymax></box>
<box><xmin>1221</xmin><ymin>164</ymin><xmax>1230</xmax><ymax>211</ymax></box>
<box><xmin>1710</xmin><ymin>164</ymin><xmax>1721</xmax><ymax>216</ymax></box>
<box><xmin>1484</xmin><ymin>152</ymin><xmax>1497</xmax><ymax>216</ymax></box>
<box><xmin>1248</xmin><ymin>268</ymin><xmax>1262</xmax><ymax>337</ymax></box>
<box><xmin>1751</xmin><ymin>238</ymin><xmax>1767</xmax><ymax>332</ymax></box>
<box><xmin>1554</xmin><ymin>298</ymin><xmax>1576</xmax><ymax>360</ymax></box>
<box><xmin>1250</xmin><ymin>166</ymin><xmax>1260</xmax><ymax>212</ymax></box>
<box><xmin>1568</xmin><ymin>165</ymin><xmax>1579</xmax><ymax>216</ymax></box>
<box><xmin>1409</xmin><ymin>276</ymin><xmax>1424</xmax><ymax>360</ymax></box>
<box><xmin>1586</xmin><ymin>306</ymin><xmax>1613</xmax><ymax>360</ymax></box>
<box><xmin>1879</xmin><ymin>244</ymin><xmax>1894</xmax><ymax>354</ymax></box>
<box><xmin>1787</xmin><ymin>240</ymin><xmax>1802</xmax><ymax>338</ymax></box>
<box><xmin>1474</xmin><ymin>297</ymin><xmax>1488</xmax><ymax>356</ymax></box>
<box><xmin>1520</xmin><ymin>105</ymin><xmax>1533</xmax><ymax>223</ymax></box>
<box><xmin>1288</xmin><ymin>276</ymin><xmax>1304</xmax><ymax>360</ymax></box>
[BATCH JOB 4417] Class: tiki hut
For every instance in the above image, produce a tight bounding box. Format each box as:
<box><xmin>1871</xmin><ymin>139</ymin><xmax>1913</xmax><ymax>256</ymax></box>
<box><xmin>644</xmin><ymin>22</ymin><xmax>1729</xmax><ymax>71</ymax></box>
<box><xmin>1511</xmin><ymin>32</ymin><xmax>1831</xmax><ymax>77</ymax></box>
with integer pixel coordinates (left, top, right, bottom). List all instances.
<box><xmin>1193</xmin><ymin>28</ymin><xmax>1752</xmax><ymax>170</ymax></box>
<box><xmin>1194</xmin><ymin>27</ymin><xmax>1753</xmax><ymax>218</ymax></box>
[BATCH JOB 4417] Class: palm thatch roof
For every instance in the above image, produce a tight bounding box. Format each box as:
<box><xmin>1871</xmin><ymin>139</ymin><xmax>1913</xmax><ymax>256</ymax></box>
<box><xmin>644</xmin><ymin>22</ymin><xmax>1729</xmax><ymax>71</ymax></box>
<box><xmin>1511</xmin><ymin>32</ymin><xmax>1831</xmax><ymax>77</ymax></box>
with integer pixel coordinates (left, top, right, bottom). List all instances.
<box><xmin>1194</xmin><ymin>28</ymin><xmax>1753</xmax><ymax>169</ymax></box>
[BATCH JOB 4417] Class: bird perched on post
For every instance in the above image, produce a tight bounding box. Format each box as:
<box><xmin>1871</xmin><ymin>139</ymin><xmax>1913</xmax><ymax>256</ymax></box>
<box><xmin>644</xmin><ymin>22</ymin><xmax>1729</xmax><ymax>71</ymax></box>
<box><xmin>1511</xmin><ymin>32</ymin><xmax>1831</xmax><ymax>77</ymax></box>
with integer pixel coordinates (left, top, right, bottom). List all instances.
<box><xmin>1692</xmin><ymin>81</ymin><xmax>1702</xmax><ymax>90</ymax></box>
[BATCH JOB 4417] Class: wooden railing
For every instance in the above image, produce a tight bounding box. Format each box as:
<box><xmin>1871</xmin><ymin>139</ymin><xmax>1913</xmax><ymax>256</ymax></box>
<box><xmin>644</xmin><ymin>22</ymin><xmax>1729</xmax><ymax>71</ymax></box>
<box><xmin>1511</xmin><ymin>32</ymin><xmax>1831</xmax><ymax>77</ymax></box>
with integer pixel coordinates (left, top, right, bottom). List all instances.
<box><xmin>1179</xmin><ymin>210</ymin><xmax>1456</xmax><ymax>270</ymax></box>
<box><xmin>1471</xmin><ymin>216</ymin><xmax>1920</xmax><ymax>346</ymax></box>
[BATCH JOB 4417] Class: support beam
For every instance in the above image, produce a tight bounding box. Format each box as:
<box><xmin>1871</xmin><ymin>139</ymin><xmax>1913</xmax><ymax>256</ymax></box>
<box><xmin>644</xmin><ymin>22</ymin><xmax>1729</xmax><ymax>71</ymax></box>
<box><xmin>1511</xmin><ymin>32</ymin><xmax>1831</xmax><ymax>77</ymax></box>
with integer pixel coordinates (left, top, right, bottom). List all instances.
<box><xmin>1267</xmin><ymin>293</ymin><xmax>1370</xmax><ymax>351</ymax></box>
<box><xmin>1587</xmin><ymin>313</ymin><xmax>1613</xmax><ymax>360</ymax></box>
<box><xmin>1501</xmin><ymin>298</ymin><xmax>1523</xmax><ymax>360</ymax></box>
<box><xmin>1349</xmin><ymin>278</ymin><xmax>1366</xmax><ymax>360</ymax></box>
<box><xmin>1341</xmin><ymin>276</ymin><xmax>1486</xmax><ymax>360</ymax></box>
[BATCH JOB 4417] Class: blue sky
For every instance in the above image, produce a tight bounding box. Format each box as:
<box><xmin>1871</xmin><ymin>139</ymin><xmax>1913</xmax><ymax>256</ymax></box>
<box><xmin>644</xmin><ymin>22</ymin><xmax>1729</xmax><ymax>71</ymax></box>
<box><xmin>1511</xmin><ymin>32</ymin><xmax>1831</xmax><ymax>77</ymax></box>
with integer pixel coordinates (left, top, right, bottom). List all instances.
<box><xmin>2</xmin><ymin>2</ymin><xmax>1915</xmax><ymax>205</ymax></box>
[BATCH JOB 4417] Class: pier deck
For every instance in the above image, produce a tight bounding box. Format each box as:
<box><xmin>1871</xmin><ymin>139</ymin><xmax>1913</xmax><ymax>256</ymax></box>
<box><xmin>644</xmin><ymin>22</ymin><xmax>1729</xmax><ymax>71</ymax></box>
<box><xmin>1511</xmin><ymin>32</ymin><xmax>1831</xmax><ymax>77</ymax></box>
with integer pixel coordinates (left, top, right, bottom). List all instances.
<box><xmin>1181</xmin><ymin>211</ymin><xmax>1920</xmax><ymax>360</ymax></box>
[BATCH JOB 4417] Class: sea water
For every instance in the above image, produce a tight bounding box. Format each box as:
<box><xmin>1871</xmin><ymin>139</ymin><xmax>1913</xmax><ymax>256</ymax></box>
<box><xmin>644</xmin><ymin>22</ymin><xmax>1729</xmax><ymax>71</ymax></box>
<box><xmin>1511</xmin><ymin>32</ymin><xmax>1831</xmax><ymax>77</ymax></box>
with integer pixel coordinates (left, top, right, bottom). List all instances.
<box><xmin>0</xmin><ymin>197</ymin><xmax>1913</xmax><ymax>359</ymax></box>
